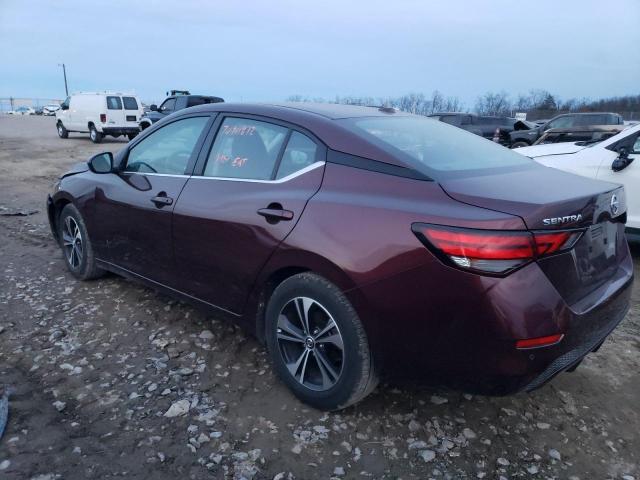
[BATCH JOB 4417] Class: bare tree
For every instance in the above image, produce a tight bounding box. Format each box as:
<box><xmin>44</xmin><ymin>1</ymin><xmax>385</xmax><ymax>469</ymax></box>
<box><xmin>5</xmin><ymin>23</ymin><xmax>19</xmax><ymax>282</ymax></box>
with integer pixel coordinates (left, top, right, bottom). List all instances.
<box><xmin>475</xmin><ymin>91</ymin><xmax>511</xmax><ymax>116</ymax></box>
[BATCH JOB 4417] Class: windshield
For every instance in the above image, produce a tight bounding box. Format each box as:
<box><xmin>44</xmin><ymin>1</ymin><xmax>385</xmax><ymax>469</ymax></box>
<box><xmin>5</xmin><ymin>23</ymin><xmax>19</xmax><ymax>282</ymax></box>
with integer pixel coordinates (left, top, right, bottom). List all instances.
<box><xmin>339</xmin><ymin>116</ymin><xmax>533</xmax><ymax>177</ymax></box>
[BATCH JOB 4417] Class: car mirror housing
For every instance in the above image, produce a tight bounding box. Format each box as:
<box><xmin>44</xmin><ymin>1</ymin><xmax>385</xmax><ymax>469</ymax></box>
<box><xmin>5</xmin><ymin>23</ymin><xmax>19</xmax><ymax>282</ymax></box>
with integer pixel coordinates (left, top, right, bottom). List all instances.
<box><xmin>150</xmin><ymin>104</ymin><xmax>158</xmax><ymax>111</ymax></box>
<box><xmin>612</xmin><ymin>147</ymin><xmax>633</xmax><ymax>172</ymax></box>
<box><xmin>88</xmin><ymin>152</ymin><xmax>114</xmax><ymax>174</ymax></box>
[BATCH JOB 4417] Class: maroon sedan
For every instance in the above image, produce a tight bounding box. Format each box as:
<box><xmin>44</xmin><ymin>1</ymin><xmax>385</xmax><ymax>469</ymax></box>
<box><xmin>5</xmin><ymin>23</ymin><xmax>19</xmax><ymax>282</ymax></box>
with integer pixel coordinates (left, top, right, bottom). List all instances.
<box><xmin>47</xmin><ymin>103</ymin><xmax>633</xmax><ymax>410</ymax></box>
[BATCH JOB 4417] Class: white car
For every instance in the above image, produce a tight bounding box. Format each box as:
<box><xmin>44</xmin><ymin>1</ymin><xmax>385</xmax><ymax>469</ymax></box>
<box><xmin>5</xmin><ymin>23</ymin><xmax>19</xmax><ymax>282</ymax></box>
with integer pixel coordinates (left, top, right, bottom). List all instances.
<box><xmin>55</xmin><ymin>92</ymin><xmax>143</xmax><ymax>143</ymax></box>
<box><xmin>42</xmin><ymin>104</ymin><xmax>61</xmax><ymax>116</ymax></box>
<box><xmin>7</xmin><ymin>106</ymin><xmax>35</xmax><ymax>115</ymax></box>
<box><xmin>517</xmin><ymin>123</ymin><xmax>640</xmax><ymax>234</ymax></box>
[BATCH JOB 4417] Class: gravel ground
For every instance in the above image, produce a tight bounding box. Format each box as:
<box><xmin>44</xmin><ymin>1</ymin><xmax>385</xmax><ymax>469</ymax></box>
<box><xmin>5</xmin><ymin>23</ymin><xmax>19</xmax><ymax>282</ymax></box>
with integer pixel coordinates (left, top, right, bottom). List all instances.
<box><xmin>0</xmin><ymin>115</ymin><xmax>638</xmax><ymax>480</ymax></box>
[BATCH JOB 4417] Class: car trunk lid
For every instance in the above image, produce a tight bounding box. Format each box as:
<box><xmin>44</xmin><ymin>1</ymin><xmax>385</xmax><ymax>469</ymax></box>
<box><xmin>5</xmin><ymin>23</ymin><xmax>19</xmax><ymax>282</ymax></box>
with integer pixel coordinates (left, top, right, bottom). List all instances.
<box><xmin>439</xmin><ymin>165</ymin><xmax>628</xmax><ymax>306</ymax></box>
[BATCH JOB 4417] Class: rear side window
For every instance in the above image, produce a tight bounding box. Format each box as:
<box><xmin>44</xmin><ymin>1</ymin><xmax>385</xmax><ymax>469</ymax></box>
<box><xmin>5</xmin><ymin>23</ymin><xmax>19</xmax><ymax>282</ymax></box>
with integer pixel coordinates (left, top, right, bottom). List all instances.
<box><xmin>439</xmin><ymin>115</ymin><xmax>460</xmax><ymax>126</ymax></box>
<box><xmin>123</xmin><ymin>96</ymin><xmax>138</xmax><ymax>110</ymax></box>
<box><xmin>276</xmin><ymin>132</ymin><xmax>318</xmax><ymax>179</ymax></box>
<box><xmin>340</xmin><ymin>116</ymin><xmax>532</xmax><ymax>175</ymax></box>
<box><xmin>125</xmin><ymin>117</ymin><xmax>209</xmax><ymax>175</ymax></box>
<box><xmin>204</xmin><ymin>118</ymin><xmax>288</xmax><ymax>180</ymax></box>
<box><xmin>187</xmin><ymin>96</ymin><xmax>212</xmax><ymax>107</ymax></box>
<box><xmin>107</xmin><ymin>96</ymin><xmax>122</xmax><ymax>110</ymax></box>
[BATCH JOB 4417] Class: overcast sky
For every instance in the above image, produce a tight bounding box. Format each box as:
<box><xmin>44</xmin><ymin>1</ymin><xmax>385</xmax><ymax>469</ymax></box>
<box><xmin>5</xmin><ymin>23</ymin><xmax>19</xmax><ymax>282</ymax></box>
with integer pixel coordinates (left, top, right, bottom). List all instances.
<box><xmin>1</xmin><ymin>0</ymin><xmax>638</xmax><ymax>105</ymax></box>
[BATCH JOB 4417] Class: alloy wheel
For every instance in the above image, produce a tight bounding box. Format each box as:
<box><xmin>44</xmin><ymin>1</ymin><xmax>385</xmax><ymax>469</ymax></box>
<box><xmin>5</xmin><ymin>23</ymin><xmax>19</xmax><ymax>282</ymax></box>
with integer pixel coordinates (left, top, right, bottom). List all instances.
<box><xmin>276</xmin><ymin>297</ymin><xmax>345</xmax><ymax>391</ymax></box>
<box><xmin>62</xmin><ymin>216</ymin><xmax>83</xmax><ymax>269</ymax></box>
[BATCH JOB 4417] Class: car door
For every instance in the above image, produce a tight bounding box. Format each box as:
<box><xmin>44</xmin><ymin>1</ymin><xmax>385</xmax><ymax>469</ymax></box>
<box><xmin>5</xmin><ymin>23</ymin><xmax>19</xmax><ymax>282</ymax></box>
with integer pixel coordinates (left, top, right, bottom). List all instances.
<box><xmin>91</xmin><ymin>114</ymin><xmax>213</xmax><ymax>284</ymax></box>
<box><xmin>596</xmin><ymin>131</ymin><xmax>640</xmax><ymax>228</ymax></box>
<box><xmin>172</xmin><ymin>115</ymin><xmax>325</xmax><ymax>314</ymax></box>
<box><xmin>105</xmin><ymin>96</ymin><xmax>126</xmax><ymax>127</ymax></box>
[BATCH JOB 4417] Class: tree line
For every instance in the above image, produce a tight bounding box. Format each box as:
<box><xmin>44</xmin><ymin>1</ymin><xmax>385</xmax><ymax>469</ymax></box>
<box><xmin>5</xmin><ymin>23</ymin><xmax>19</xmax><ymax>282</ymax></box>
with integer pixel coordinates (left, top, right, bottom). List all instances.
<box><xmin>286</xmin><ymin>91</ymin><xmax>640</xmax><ymax>120</ymax></box>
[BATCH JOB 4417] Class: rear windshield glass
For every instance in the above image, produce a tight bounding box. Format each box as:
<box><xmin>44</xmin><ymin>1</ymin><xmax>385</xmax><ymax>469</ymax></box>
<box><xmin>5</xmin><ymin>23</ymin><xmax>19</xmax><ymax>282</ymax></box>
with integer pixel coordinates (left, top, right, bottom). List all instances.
<box><xmin>340</xmin><ymin>116</ymin><xmax>533</xmax><ymax>176</ymax></box>
<box><xmin>123</xmin><ymin>96</ymin><xmax>138</xmax><ymax>110</ymax></box>
<box><xmin>107</xmin><ymin>96</ymin><xmax>122</xmax><ymax>110</ymax></box>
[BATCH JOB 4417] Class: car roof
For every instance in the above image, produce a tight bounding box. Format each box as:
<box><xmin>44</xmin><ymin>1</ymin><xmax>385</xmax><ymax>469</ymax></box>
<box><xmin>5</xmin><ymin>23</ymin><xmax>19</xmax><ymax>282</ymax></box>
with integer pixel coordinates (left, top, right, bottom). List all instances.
<box><xmin>554</xmin><ymin>112</ymin><xmax>619</xmax><ymax>117</ymax></box>
<box><xmin>187</xmin><ymin>101</ymin><xmax>410</xmax><ymax>120</ymax></box>
<box><xmin>544</xmin><ymin>125</ymin><xmax>626</xmax><ymax>133</ymax></box>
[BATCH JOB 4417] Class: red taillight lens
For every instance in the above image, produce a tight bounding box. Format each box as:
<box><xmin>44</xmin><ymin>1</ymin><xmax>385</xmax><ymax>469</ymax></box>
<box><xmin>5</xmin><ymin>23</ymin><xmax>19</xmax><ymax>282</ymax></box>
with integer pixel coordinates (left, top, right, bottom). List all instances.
<box><xmin>413</xmin><ymin>224</ymin><xmax>582</xmax><ymax>275</ymax></box>
<box><xmin>100</xmin><ymin>114</ymin><xmax>106</xmax><ymax>123</ymax></box>
<box><xmin>516</xmin><ymin>333</ymin><xmax>564</xmax><ymax>349</ymax></box>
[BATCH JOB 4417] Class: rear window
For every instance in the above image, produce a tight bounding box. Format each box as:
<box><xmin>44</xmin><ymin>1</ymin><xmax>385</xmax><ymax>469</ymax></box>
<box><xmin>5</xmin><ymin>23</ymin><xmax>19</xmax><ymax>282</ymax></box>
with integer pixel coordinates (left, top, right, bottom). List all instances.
<box><xmin>107</xmin><ymin>96</ymin><xmax>122</xmax><ymax>110</ymax></box>
<box><xmin>123</xmin><ymin>96</ymin><xmax>138</xmax><ymax>110</ymax></box>
<box><xmin>340</xmin><ymin>116</ymin><xmax>532</xmax><ymax>176</ymax></box>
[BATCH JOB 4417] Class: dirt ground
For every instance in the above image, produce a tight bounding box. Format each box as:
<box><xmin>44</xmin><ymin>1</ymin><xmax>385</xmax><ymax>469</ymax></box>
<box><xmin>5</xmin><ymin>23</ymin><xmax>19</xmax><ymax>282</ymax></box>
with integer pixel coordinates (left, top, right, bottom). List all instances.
<box><xmin>0</xmin><ymin>115</ymin><xmax>638</xmax><ymax>480</ymax></box>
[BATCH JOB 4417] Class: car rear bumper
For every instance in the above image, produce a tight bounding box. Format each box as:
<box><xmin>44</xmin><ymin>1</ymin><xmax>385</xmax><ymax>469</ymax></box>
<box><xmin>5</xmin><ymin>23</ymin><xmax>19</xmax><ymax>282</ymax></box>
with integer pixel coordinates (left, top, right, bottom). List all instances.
<box><xmin>345</xmin><ymin>244</ymin><xmax>633</xmax><ymax>395</ymax></box>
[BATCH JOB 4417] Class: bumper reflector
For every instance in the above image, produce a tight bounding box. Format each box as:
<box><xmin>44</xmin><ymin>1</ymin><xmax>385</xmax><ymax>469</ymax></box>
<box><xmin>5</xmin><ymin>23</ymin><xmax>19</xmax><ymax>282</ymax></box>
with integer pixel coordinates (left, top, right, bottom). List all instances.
<box><xmin>516</xmin><ymin>334</ymin><xmax>564</xmax><ymax>350</ymax></box>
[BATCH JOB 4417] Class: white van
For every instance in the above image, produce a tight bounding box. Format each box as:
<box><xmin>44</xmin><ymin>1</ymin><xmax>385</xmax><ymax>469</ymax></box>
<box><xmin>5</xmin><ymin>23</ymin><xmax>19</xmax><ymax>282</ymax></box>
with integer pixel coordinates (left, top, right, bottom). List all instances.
<box><xmin>55</xmin><ymin>92</ymin><xmax>144</xmax><ymax>143</ymax></box>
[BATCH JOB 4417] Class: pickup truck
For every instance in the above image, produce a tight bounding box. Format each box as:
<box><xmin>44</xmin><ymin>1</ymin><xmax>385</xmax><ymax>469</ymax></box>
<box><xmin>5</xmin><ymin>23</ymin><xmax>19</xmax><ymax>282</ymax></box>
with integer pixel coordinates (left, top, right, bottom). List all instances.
<box><xmin>139</xmin><ymin>94</ymin><xmax>224</xmax><ymax>130</ymax></box>
<box><xmin>428</xmin><ymin>112</ymin><xmax>534</xmax><ymax>146</ymax></box>
<box><xmin>509</xmin><ymin>112</ymin><xmax>624</xmax><ymax>148</ymax></box>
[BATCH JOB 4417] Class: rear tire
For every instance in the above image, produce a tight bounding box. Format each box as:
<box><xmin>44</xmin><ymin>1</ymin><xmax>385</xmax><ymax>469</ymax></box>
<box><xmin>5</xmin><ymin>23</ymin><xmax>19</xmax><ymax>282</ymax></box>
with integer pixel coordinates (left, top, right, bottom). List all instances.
<box><xmin>57</xmin><ymin>122</ymin><xmax>69</xmax><ymax>139</ymax></box>
<box><xmin>89</xmin><ymin>125</ymin><xmax>103</xmax><ymax>143</ymax></box>
<box><xmin>511</xmin><ymin>141</ymin><xmax>530</xmax><ymax>149</ymax></box>
<box><xmin>57</xmin><ymin>204</ymin><xmax>105</xmax><ymax>280</ymax></box>
<box><xmin>265</xmin><ymin>273</ymin><xmax>378</xmax><ymax>410</ymax></box>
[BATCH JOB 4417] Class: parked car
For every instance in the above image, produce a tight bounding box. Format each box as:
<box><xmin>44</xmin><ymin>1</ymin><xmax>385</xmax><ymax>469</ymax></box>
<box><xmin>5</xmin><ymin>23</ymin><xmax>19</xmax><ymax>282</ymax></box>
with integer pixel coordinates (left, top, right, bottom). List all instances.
<box><xmin>55</xmin><ymin>92</ymin><xmax>144</xmax><ymax>143</ymax></box>
<box><xmin>428</xmin><ymin>113</ymin><xmax>534</xmax><ymax>145</ymax></box>
<box><xmin>510</xmin><ymin>112</ymin><xmax>624</xmax><ymax>148</ymax></box>
<box><xmin>8</xmin><ymin>106</ymin><xmax>35</xmax><ymax>115</ymax></box>
<box><xmin>42</xmin><ymin>104</ymin><xmax>61</xmax><ymax>116</ymax></box>
<box><xmin>47</xmin><ymin>103</ymin><xmax>632</xmax><ymax>410</ymax></box>
<box><xmin>516</xmin><ymin>123</ymin><xmax>640</xmax><ymax>236</ymax></box>
<box><xmin>533</xmin><ymin>125</ymin><xmax>626</xmax><ymax>145</ymax></box>
<box><xmin>139</xmin><ymin>94</ymin><xmax>224</xmax><ymax>130</ymax></box>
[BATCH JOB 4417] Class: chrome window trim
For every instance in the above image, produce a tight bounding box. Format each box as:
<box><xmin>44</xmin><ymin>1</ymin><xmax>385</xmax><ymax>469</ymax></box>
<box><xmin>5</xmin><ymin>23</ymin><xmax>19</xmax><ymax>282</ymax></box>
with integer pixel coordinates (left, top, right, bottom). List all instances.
<box><xmin>190</xmin><ymin>161</ymin><xmax>325</xmax><ymax>184</ymax></box>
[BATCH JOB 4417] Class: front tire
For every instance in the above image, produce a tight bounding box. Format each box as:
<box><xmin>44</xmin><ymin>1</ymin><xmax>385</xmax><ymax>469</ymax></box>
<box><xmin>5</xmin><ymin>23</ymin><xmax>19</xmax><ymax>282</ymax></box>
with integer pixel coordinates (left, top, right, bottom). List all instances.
<box><xmin>57</xmin><ymin>122</ymin><xmax>69</xmax><ymax>139</ymax></box>
<box><xmin>265</xmin><ymin>273</ymin><xmax>377</xmax><ymax>410</ymax></box>
<box><xmin>57</xmin><ymin>204</ymin><xmax>105</xmax><ymax>280</ymax></box>
<box><xmin>511</xmin><ymin>141</ymin><xmax>530</xmax><ymax>149</ymax></box>
<box><xmin>127</xmin><ymin>132</ymin><xmax>138</xmax><ymax>141</ymax></box>
<box><xmin>89</xmin><ymin>125</ymin><xmax>103</xmax><ymax>143</ymax></box>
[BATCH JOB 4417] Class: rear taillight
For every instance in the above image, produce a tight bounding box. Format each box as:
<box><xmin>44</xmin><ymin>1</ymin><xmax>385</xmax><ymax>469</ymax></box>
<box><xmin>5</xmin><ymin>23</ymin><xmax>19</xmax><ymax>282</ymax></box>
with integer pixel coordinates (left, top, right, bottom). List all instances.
<box><xmin>413</xmin><ymin>224</ymin><xmax>582</xmax><ymax>275</ymax></box>
<box><xmin>100</xmin><ymin>114</ymin><xmax>106</xmax><ymax>123</ymax></box>
<box><xmin>492</xmin><ymin>127</ymin><xmax>500</xmax><ymax>142</ymax></box>
<box><xmin>516</xmin><ymin>334</ymin><xmax>564</xmax><ymax>349</ymax></box>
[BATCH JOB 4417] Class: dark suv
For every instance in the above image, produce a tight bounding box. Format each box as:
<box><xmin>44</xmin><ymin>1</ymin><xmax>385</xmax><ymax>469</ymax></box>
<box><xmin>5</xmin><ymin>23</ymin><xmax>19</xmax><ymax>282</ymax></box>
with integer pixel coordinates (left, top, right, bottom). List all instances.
<box><xmin>139</xmin><ymin>94</ymin><xmax>224</xmax><ymax>130</ymax></box>
<box><xmin>510</xmin><ymin>112</ymin><xmax>624</xmax><ymax>148</ymax></box>
<box><xmin>429</xmin><ymin>113</ymin><xmax>533</xmax><ymax>146</ymax></box>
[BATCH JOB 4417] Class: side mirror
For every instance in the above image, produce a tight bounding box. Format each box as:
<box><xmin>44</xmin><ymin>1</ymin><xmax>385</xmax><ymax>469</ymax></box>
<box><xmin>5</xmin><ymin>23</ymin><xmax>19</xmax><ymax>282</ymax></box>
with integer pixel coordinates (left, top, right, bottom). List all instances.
<box><xmin>612</xmin><ymin>147</ymin><xmax>633</xmax><ymax>172</ymax></box>
<box><xmin>88</xmin><ymin>152</ymin><xmax>114</xmax><ymax>174</ymax></box>
<box><xmin>150</xmin><ymin>104</ymin><xmax>158</xmax><ymax>111</ymax></box>
<box><xmin>61</xmin><ymin>104</ymin><xmax>69</xmax><ymax>110</ymax></box>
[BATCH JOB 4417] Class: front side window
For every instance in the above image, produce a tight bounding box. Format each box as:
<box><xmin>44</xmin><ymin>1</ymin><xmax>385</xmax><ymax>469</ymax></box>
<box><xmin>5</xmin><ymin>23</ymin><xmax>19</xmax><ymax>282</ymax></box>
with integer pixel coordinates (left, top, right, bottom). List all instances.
<box><xmin>204</xmin><ymin>118</ymin><xmax>288</xmax><ymax>180</ymax></box>
<box><xmin>123</xmin><ymin>96</ymin><xmax>138</xmax><ymax>110</ymax></box>
<box><xmin>546</xmin><ymin>116</ymin><xmax>574</xmax><ymax>129</ymax></box>
<box><xmin>631</xmin><ymin>134</ymin><xmax>640</xmax><ymax>154</ymax></box>
<box><xmin>125</xmin><ymin>117</ymin><xmax>209</xmax><ymax>175</ymax></box>
<box><xmin>276</xmin><ymin>132</ymin><xmax>318</xmax><ymax>179</ymax></box>
<box><xmin>107</xmin><ymin>96</ymin><xmax>122</xmax><ymax>110</ymax></box>
<box><xmin>159</xmin><ymin>98</ymin><xmax>176</xmax><ymax>113</ymax></box>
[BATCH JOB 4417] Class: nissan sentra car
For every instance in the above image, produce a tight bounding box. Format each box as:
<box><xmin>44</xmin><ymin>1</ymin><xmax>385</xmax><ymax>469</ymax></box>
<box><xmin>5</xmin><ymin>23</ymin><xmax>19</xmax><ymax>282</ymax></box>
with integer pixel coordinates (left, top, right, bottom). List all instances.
<box><xmin>47</xmin><ymin>102</ymin><xmax>633</xmax><ymax>410</ymax></box>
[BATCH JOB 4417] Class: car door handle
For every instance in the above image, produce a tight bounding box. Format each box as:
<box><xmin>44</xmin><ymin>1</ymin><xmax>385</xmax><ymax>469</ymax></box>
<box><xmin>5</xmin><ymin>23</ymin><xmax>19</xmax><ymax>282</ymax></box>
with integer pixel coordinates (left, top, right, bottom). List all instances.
<box><xmin>151</xmin><ymin>193</ymin><xmax>173</xmax><ymax>208</ymax></box>
<box><xmin>257</xmin><ymin>205</ymin><xmax>294</xmax><ymax>223</ymax></box>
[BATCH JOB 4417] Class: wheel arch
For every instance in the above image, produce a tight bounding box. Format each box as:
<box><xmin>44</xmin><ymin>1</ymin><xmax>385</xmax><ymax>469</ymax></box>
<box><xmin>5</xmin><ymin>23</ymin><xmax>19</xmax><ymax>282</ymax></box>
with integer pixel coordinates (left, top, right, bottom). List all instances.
<box><xmin>48</xmin><ymin>193</ymin><xmax>75</xmax><ymax>241</ymax></box>
<box><xmin>248</xmin><ymin>250</ymin><xmax>359</xmax><ymax>344</ymax></box>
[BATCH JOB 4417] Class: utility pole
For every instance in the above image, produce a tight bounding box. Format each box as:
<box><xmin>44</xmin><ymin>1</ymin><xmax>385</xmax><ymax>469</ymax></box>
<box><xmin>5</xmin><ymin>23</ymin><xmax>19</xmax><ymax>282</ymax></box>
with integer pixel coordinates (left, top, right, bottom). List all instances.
<box><xmin>58</xmin><ymin>63</ymin><xmax>69</xmax><ymax>97</ymax></box>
